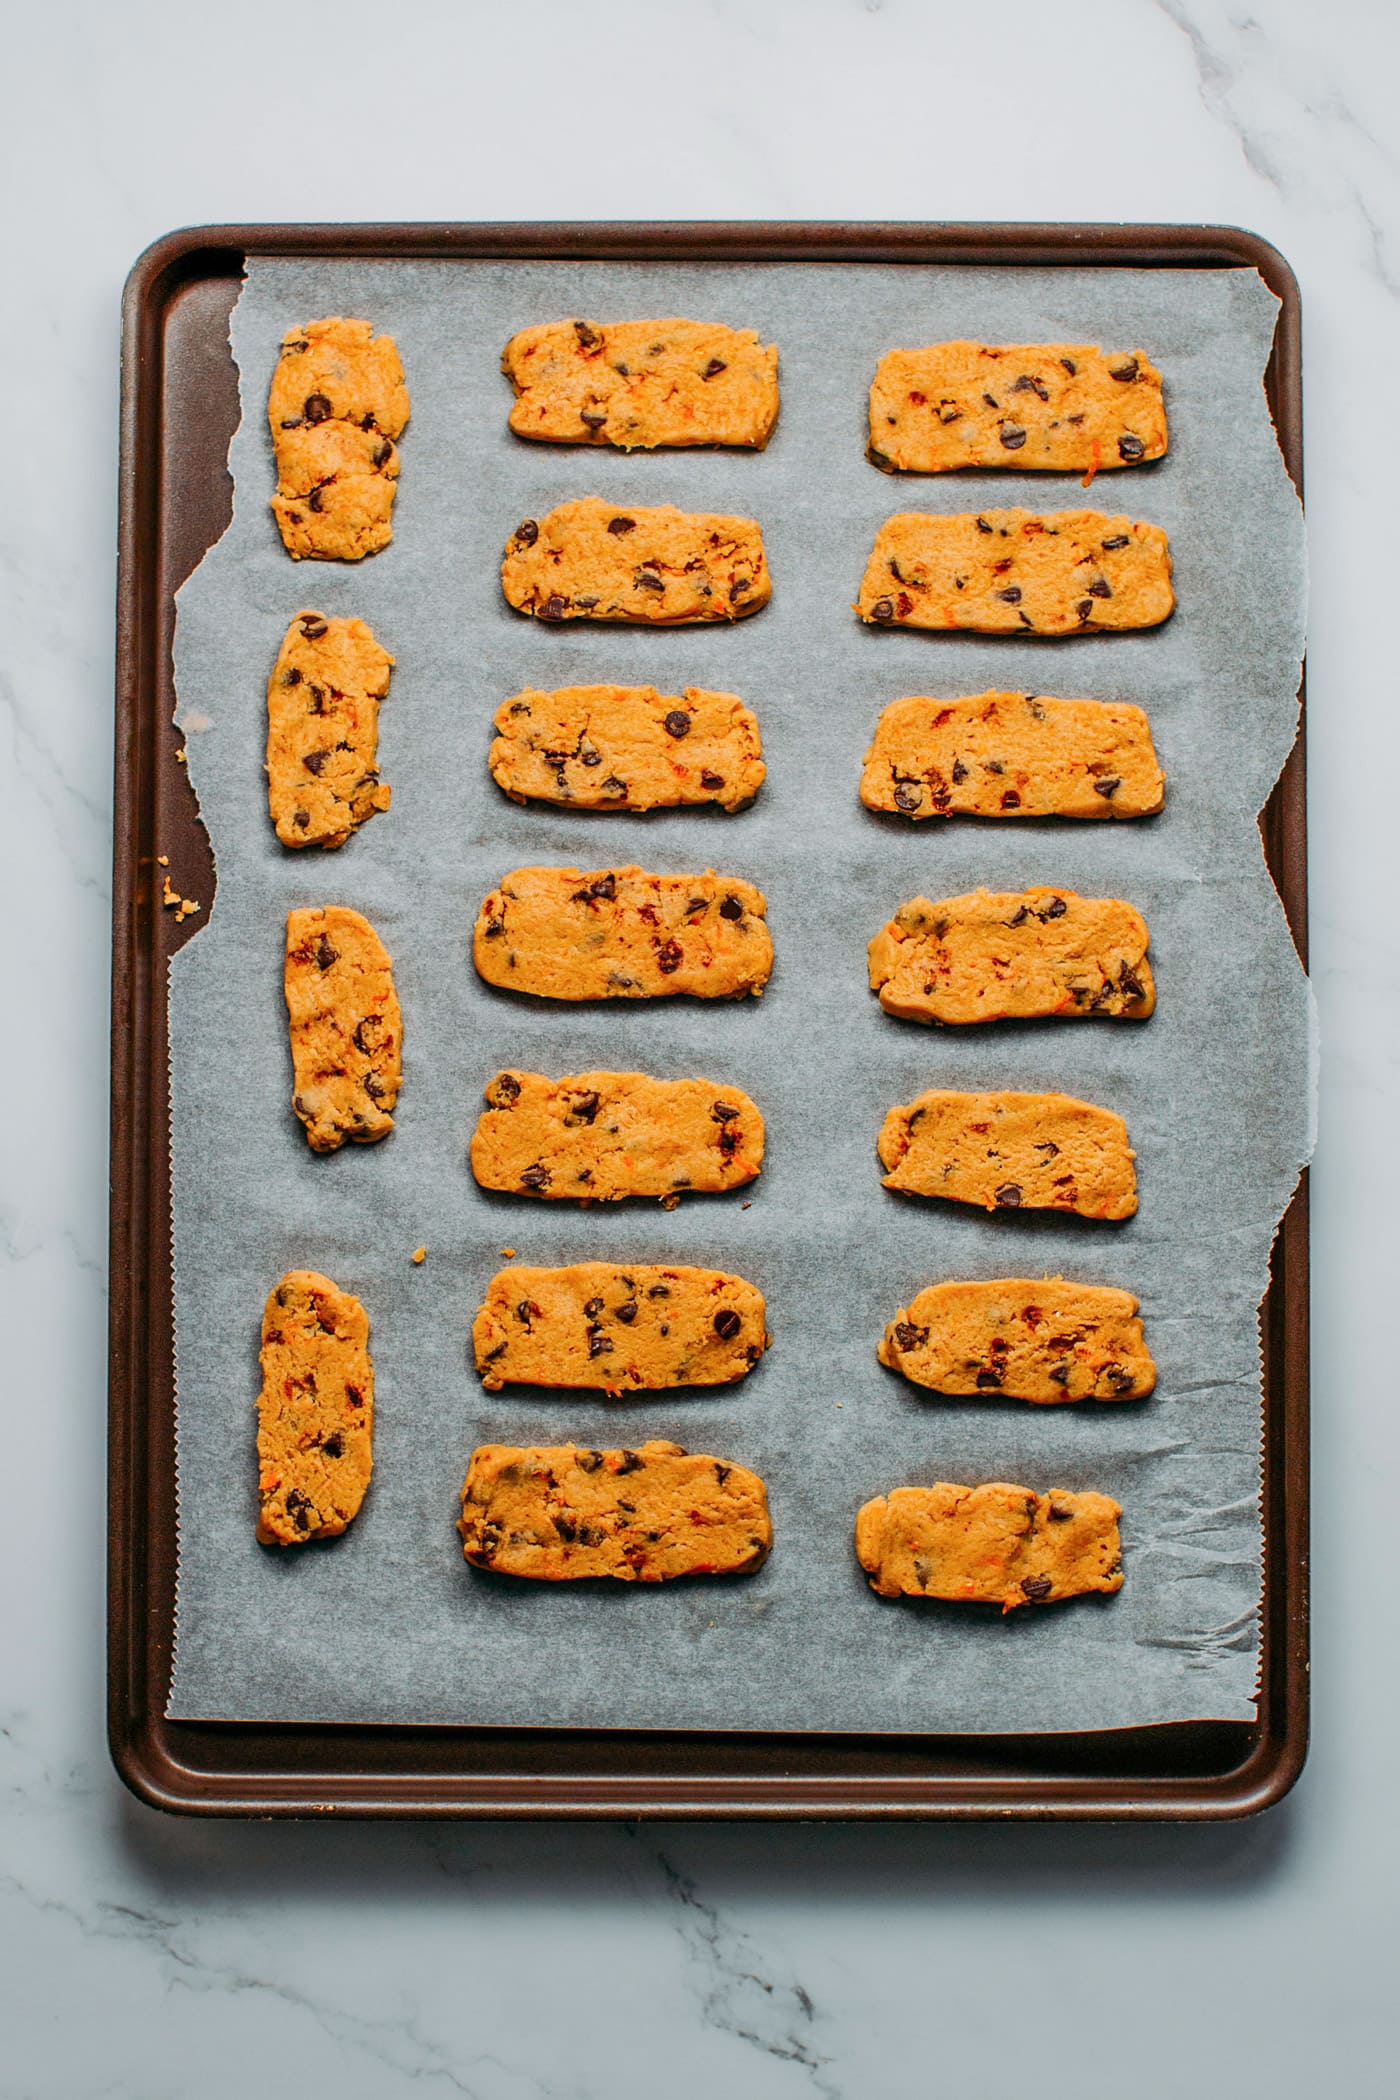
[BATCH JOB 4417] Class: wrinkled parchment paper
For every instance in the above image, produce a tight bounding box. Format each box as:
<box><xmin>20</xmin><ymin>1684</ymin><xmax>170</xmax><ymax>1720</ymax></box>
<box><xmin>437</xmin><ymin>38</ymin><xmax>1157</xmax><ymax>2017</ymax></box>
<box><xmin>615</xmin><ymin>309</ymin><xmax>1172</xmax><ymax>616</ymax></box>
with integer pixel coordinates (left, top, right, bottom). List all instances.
<box><xmin>166</xmin><ymin>258</ymin><xmax>1309</xmax><ymax>1731</ymax></box>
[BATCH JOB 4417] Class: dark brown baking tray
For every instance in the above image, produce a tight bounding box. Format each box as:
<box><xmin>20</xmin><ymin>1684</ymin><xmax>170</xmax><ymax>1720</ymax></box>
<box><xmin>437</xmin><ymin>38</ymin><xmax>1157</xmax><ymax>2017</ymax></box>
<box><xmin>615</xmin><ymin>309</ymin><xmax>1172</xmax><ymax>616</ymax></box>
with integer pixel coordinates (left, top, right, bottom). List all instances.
<box><xmin>111</xmin><ymin>222</ymin><xmax>1307</xmax><ymax>1818</ymax></box>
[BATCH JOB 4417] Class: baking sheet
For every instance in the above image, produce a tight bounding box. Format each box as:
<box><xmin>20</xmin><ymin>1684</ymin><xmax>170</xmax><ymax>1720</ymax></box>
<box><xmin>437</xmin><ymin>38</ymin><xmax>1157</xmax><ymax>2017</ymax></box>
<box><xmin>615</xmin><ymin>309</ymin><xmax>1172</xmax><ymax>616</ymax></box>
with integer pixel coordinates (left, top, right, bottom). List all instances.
<box><xmin>165</xmin><ymin>258</ymin><xmax>1309</xmax><ymax>1733</ymax></box>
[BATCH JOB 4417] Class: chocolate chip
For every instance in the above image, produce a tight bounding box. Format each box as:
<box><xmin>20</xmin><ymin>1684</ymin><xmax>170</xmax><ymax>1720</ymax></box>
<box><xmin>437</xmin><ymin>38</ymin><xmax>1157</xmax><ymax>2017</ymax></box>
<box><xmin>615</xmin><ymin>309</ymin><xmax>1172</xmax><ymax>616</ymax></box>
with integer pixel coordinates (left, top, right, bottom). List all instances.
<box><xmin>492</xmin><ymin>1072</ymin><xmax>521</xmax><ymax>1103</ymax></box>
<box><xmin>1048</xmin><ymin>1364</ymin><xmax>1071</xmax><ymax>1386</ymax></box>
<box><xmin>1042</xmin><ymin>896</ymin><xmax>1067</xmax><ymax>919</ymax></box>
<box><xmin>303</xmin><ymin>393</ymin><xmax>332</xmax><ymax>423</ymax></box>
<box><xmin>648</xmin><ymin>1284</ymin><xmax>670</xmax><ymax>1299</ymax></box>
<box><xmin>617</xmin><ymin>1449</ymin><xmax>644</xmax><ymax>1474</ymax></box>
<box><xmin>315</xmin><ymin>936</ymin><xmax>337</xmax><ymax>970</ymax></box>
<box><xmin>1118</xmin><ymin>433</ymin><xmax>1145</xmax><ymax>461</ymax></box>
<box><xmin>281</xmin><ymin>666</ymin><xmax>302</xmax><ymax>687</ymax></box>
<box><xmin>322</xmin><ymin>1432</ymin><xmax>344</xmax><ymax>1458</ymax></box>
<box><xmin>363</xmin><ymin>1072</ymin><xmax>384</xmax><ymax>1102</ymax></box>
<box><xmin>975</xmin><ymin>1367</ymin><xmax>1004</xmax><ymax>1389</ymax></box>
<box><xmin>635</xmin><ymin>568</ymin><xmax>665</xmax><ymax>592</ymax></box>
<box><xmin>871</xmin><ymin>597</ymin><xmax>894</xmax><ymax>622</ymax></box>
<box><xmin>607</xmin><ymin>515</ymin><xmax>635</xmax><ymax>535</ymax></box>
<box><xmin>515</xmin><ymin>519</ymin><xmax>539</xmax><ymax>546</ymax></box>
<box><xmin>554</xmin><ymin>1514</ymin><xmax>577</xmax><ymax>1541</ymax></box>
<box><xmin>573</xmin><ymin>320</ymin><xmax>600</xmax><ymax>349</ymax></box>
<box><xmin>1011</xmin><ymin>374</ymin><xmax>1049</xmax><ymax>400</ymax></box>
<box><xmin>1093</xmin><ymin>776</ymin><xmax>1121</xmax><ymax>799</ymax></box>
<box><xmin>719</xmin><ymin>894</ymin><xmax>743</xmax><ymax>921</ymax></box>
<box><xmin>1076</xmin><ymin>599</ymin><xmax>1094</xmax><ymax>620</ymax></box>
<box><xmin>995</xmin><ymin>586</ymin><xmax>1022</xmax><ymax>604</ymax></box>
<box><xmin>1060</xmin><ymin>357</ymin><xmax>1077</xmax><ymax>375</ymax></box>
<box><xmin>302</xmin><ymin>748</ymin><xmax>329</xmax><ymax>775</ymax></box>
<box><xmin>1118</xmin><ymin>961</ymin><xmax>1147</xmax><ymax>998</ymax></box>
<box><xmin>893</xmin><ymin>1321</ymin><xmax>928</xmax><ymax>1351</ymax></box>
<box><xmin>662</xmin><ymin>709</ymin><xmax>691</xmax><ymax>739</ymax></box>
<box><xmin>373</xmin><ymin>439</ymin><xmax>394</xmax><ymax>467</ymax></box>
<box><xmin>293</xmin><ymin>809</ymin><xmax>310</xmax><ymax>829</ymax></box>
<box><xmin>285</xmin><ymin>1488</ymin><xmax>313</xmax><ymax>1531</ymax></box>
<box><xmin>713</xmin><ymin>1309</ymin><xmax>742</xmax><ymax>1339</ymax></box>
<box><xmin>893</xmin><ymin>783</ymin><xmax>921</xmax><ymax>812</ymax></box>
<box><xmin>952</xmin><ymin>759</ymin><xmax>969</xmax><ymax>784</ymax></box>
<box><xmin>1000</xmin><ymin>789</ymin><xmax>1020</xmax><ymax>810</ymax></box>
<box><xmin>1109</xmin><ymin>357</ymin><xmax>1139</xmax><ymax>382</ymax></box>
<box><xmin>569</xmin><ymin>1090</ymin><xmax>600</xmax><ymax>1123</ymax></box>
<box><xmin>975</xmin><ymin>517</ymin><xmax>993</xmax><ymax>534</ymax></box>
<box><xmin>999</xmin><ymin>424</ymin><xmax>1027</xmax><ymax>450</ymax></box>
<box><xmin>729</xmin><ymin>577</ymin><xmax>752</xmax><ymax>601</ymax></box>
<box><xmin>583</xmin><ymin>1297</ymin><xmax>604</xmax><ymax>1316</ymax></box>
<box><xmin>1102</xmin><ymin>534</ymin><xmax>1130</xmax><ymax>550</ymax></box>
<box><xmin>305</xmin><ymin>485</ymin><xmax>326</xmax><ymax>514</ymax></box>
<box><xmin>280</xmin><ymin>416</ymin><xmax>303</xmax><ymax>429</ymax></box>
<box><xmin>703</xmin><ymin>358</ymin><xmax>727</xmax><ymax>379</ymax></box>
<box><xmin>576</xmin><ymin>1449</ymin><xmax>603</xmax><ymax>1473</ymax></box>
<box><xmin>615</xmin><ymin>1302</ymin><xmax>638</xmax><ymax>1325</ymax></box>
<box><xmin>994</xmin><ymin>1184</ymin><xmax>1022</xmax><ymax>1207</ymax></box>
<box><xmin>1106</xmin><ymin>1366</ymin><xmax>1137</xmax><ymax>1394</ymax></box>
<box><xmin>699</xmin><ymin>769</ymin><xmax>724</xmax><ymax>790</ymax></box>
<box><xmin>299</xmin><ymin>614</ymin><xmax>328</xmax><ymax>639</ymax></box>
<box><xmin>982</xmin><ymin>392</ymin><xmax>999</xmax><ymax>408</ymax></box>
<box><xmin>580</xmin><ymin>409</ymin><xmax>607</xmax><ymax>430</ymax></box>
<box><xmin>1088</xmin><ymin>576</ymin><xmax>1113</xmax><ymax>598</ymax></box>
<box><xmin>868</xmin><ymin>446</ymin><xmax>894</xmax><ymax>472</ymax></box>
<box><xmin>520</xmin><ymin>1163</ymin><xmax>550</xmax><ymax>1190</ymax></box>
<box><xmin>588</xmin><ymin>1329</ymin><xmax>614</xmax><ymax>1358</ymax></box>
<box><xmin>1021</xmin><ymin>1574</ymin><xmax>1053</xmax><ymax>1600</ymax></box>
<box><xmin>601</xmin><ymin>774</ymin><xmax>628</xmax><ymax>795</ymax></box>
<box><xmin>656</xmin><ymin>940</ymin><xmax>683</xmax><ymax>974</ymax></box>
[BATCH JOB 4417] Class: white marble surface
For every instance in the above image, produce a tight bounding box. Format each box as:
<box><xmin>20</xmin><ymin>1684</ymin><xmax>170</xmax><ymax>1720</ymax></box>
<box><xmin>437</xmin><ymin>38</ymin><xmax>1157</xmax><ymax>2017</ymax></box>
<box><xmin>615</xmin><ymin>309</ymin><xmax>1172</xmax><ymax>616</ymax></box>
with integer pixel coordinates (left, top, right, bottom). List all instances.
<box><xmin>2</xmin><ymin>0</ymin><xmax>1396</xmax><ymax>2090</ymax></box>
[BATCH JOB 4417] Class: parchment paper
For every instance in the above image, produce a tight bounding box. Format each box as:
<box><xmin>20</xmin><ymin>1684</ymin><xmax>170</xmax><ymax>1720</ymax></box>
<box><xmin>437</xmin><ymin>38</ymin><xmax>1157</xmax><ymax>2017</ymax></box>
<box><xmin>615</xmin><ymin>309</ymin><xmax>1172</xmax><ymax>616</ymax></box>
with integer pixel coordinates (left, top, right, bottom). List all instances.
<box><xmin>166</xmin><ymin>258</ymin><xmax>1309</xmax><ymax>1732</ymax></box>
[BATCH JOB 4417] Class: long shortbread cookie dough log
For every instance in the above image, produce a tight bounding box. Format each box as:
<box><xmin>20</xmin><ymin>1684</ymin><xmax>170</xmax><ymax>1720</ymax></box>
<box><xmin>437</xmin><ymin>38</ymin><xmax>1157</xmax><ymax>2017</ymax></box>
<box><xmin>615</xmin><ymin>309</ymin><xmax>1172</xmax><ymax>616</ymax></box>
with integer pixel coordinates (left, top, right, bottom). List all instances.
<box><xmin>474</xmin><ymin>866</ymin><xmax>772</xmax><ymax>1002</ymax></box>
<box><xmin>472</xmin><ymin>1262</ymin><xmax>769</xmax><ymax>1393</ymax></box>
<box><xmin>878</xmin><ymin>1277</ymin><xmax>1155</xmax><ymax>1403</ymax></box>
<box><xmin>860</xmin><ymin>691</ymin><xmax>1163</xmax><ymax>820</ymax></box>
<box><xmin>460</xmin><ymin>1441</ymin><xmax>772</xmax><ymax>1580</ymax></box>
<box><xmin>878</xmin><ymin>1090</ymin><xmax>1137</xmax><ymax>1220</ymax></box>
<box><xmin>266</xmin><ymin>611</ymin><xmax>393</xmax><ymax>847</ymax></box>
<box><xmin>490</xmin><ymin>685</ymin><xmax>765</xmax><ymax>812</ymax></box>
<box><xmin>503</xmin><ymin>318</ymin><xmax>779</xmax><ymax>450</ymax></box>
<box><xmin>855</xmin><ymin>1481</ymin><xmax>1123</xmax><ymax>1611</ymax></box>
<box><xmin>868</xmin><ymin>342</ymin><xmax>1167</xmax><ymax>475</ymax></box>
<box><xmin>256</xmin><ymin>1270</ymin><xmax>373</xmax><ymax>1545</ymax></box>
<box><xmin>502</xmin><ymin>500</ymin><xmax>770</xmax><ymax>624</ymax></box>
<box><xmin>268</xmin><ymin>317</ymin><xmax>408</xmax><ymax>561</ymax></box>
<box><xmin>855</xmin><ymin>510</ymin><xmax>1173</xmax><ymax>633</ymax></box>
<box><xmin>471</xmin><ymin>1070</ymin><xmax>764</xmax><ymax>1202</ymax></box>
<box><xmin>285</xmin><ymin>906</ymin><xmax>403</xmax><ymax>1150</ymax></box>
<box><xmin>867</xmin><ymin>887</ymin><xmax>1153</xmax><ymax>1026</ymax></box>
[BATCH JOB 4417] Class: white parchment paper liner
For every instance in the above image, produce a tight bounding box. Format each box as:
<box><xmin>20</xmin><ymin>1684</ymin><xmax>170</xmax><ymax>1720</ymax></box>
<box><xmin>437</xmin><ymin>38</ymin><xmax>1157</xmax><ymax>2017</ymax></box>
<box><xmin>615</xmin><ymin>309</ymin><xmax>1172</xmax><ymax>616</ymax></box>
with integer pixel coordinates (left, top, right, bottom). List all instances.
<box><xmin>166</xmin><ymin>258</ymin><xmax>1308</xmax><ymax>1732</ymax></box>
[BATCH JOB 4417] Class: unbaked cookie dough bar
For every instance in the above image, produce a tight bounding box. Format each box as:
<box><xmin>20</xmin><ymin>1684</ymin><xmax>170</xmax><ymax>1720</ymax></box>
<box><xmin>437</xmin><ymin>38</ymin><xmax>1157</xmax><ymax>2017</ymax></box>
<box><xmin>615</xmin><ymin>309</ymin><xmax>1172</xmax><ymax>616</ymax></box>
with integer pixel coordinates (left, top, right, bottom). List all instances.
<box><xmin>878</xmin><ymin>1090</ymin><xmax>1137</xmax><ymax>1220</ymax></box>
<box><xmin>472</xmin><ymin>1262</ymin><xmax>769</xmax><ymax>1392</ymax></box>
<box><xmin>284</xmin><ymin>906</ymin><xmax>402</xmax><ymax>1151</ymax></box>
<box><xmin>867</xmin><ymin>886</ymin><xmax>1154</xmax><ymax>1026</ymax></box>
<box><xmin>268</xmin><ymin>316</ymin><xmax>409</xmax><ymax>560</ymax></box>
<box><xmin>503</xmin><ymin>318</ymin><xmax>779</xmax><ymax>449</ymax></box>
<box><xmin>256</xmin><ymin>1270</ymin><xmax>374</xmax><ymax>1545</ymax></box>
<box><xmin>878</xmin><ymin>1277</ymin><xmax>1155</xmax><ymax>1403</ymax></box>
<box><xmin>868</xmin><ymin>342</ymin><xmax>1167</xmax><ymax>475</ymax></box>
<box><xmin>473</xmin><ymin>865</ymin><xmax>772</xmax><ymax>1002</ymax></box>
<box><xmin>855</xmin><ymin>1481</ymin><xmax>1123</xmax><ymax>1610</ymax></box>
<box><xmin>502</xmin><ymin>500</ymin><xmax>770</xmax><ymax>623</ymax></box>
<box><xmin>459</xmin><ymin>1441</ymin><xmax>773</xmax><ymax>1581</ymax></box>
<box><xmin>471</xmin><ymin>1070</ymin><xmax>764</xmax><ymax>1202</ymax></box>
<box><xmin>860</xmin><ymin>691</ymin><xmax>1163</xmax><ymax>821</ymax></box>
<box><xmin>266</xmin><ymin>611</ymin><xmax>393</xmax><ymax>847</ymax></box>
<box><xmin>490</xmin><ymin>685</ymin><xmax>765</xmax><ymax>812</ymax></box>
<box><xmin>855</xmin><ymin>510</ymin><xmax>1173</xmax><ymax>633</ymax></box>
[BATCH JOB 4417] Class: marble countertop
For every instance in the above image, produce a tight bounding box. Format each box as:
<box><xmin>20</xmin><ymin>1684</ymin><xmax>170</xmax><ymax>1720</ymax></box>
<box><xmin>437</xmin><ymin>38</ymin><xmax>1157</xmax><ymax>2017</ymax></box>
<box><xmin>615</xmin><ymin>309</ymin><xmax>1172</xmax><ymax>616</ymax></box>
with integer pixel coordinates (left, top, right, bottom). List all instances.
<box><xmin>3</xmin><ymin>0</ymin><xmax>1396</xmax><ymax>2091</ymax></box>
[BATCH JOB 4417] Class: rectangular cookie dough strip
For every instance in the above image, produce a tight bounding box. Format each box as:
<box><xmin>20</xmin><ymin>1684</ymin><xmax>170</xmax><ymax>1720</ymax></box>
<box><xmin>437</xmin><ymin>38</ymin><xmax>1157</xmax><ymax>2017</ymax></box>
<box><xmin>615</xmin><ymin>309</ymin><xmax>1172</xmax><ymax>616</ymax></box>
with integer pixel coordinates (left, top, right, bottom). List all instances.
<box><xmin>256</xmin><ymin>1270</ymin><xmax>373</xmax><ymax>1545</ymax></box>
<box><xmin>868</xmin><ymin>342</ymin><xmax>1167</xmax><ymax>475</ymax></box>
<box><xmin>471</xmin><ymin>1070</ymin><xmax>764</xmax><ymax>1202</ymax></box>
<box><xmin>878</xmin><ymin>1090</ymin><xmax>1137</xmax><ymax>1220</ymax></box>
<box><xmin>285</xmin><ymin>906</ymin><xmax>403</xmax><ymax>1151</ymax></box>
<box><xmin>473</xmin><ymin>1262</ymin><xmax>769</xmax><ymax>1393</ymax></box>
<box><xmin>855</xmin><ymin>1482</ymin><xmax>1123</xmax><ymax>1611</ymax></box>
<box><xmin>867</xmin><ymin>886</ymin><xmax>1153</xmax><ymax>1026</ymax></box>
<box><xmin>490</xmin><ymin>685</ymin><xmax>765</xmax><ymax>812</ymax></box>
<box><xmin>502</xmin><ymin>318</ymin><xmax>779</xmax><ymax>450</ymax></box>
<box><xmin>856</xmin><ymin>510</ymin><xmax>1173</xmax><ymax>633</ymax></box>
<box><xmin>474</xmin><ymin>865</ymin><xmax>772</xmax><ymax>1002</ymax></box>
<box><xmin>878</xmin><ymin>1277</ymin><xmax>1155</xmax><ymax>1402</ymax></box>
<box><xmin>268</xmin><ymin>316</ymin><xmax>409</xmax><ymax>561</ymax></box>
<box><xmin>860</xmin><ymin>691</ymin><xmax>1163</xmax><ymax>821</ymax></box>
<box><xmin>502</xmin><ymin>500</ymin><xmax>770</xmax><ymax>624</ymax></box>
<box><xmin>267</xmin><ymin>611</ymin><xmax>393</xmax><ymax>847</ymax></box>
<box><xmin>459</xmin><ymin>1441</ymin><xmax>772</xmax><ymax>1581</ymax></box>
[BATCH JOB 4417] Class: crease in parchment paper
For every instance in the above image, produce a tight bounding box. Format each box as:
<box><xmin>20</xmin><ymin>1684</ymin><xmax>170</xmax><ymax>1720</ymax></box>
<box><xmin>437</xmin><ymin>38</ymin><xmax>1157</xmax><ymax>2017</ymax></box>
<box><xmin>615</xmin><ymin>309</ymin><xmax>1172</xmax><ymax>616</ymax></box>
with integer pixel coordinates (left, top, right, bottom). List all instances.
<box><xmin>165</xmin><ymin>259</ymin><xmax>1309</xmax><ymax>1733</ymax></box>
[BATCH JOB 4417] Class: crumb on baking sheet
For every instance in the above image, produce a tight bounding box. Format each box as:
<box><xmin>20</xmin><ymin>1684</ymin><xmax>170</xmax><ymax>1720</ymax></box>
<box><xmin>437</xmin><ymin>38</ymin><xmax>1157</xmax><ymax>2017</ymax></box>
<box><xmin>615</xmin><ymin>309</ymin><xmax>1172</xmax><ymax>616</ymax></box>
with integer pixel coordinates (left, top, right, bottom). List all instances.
<box><xmin>500</xmin><ymin>1247</ymin><xmax>516</xmax><ymax>1258</ymax></box>
<box><xmin>161</xmin><ymin>874</ymin><xmax>202</xmax><ymax>922</ymax></box>
<box><xmin>412</xmin><ymin>1246</ymin><xmax>426</xmax><ymax>1265</ymax></box>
